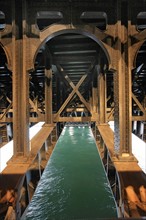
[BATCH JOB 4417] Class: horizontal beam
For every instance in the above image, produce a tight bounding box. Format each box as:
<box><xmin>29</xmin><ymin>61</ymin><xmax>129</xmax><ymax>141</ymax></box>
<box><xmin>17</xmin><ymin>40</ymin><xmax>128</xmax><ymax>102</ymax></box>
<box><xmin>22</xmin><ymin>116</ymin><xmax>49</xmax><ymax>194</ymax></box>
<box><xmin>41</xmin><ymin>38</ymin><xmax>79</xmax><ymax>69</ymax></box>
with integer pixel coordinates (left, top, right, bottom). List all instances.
<box><xmin>132</xmin><ymin>116</ymin><xmax>146</xmax><ymax>121</ymax></box>
<box><xmin>53</xmin><ymin>116</ymin><xmax>97</xmax><ymax>122</ymax></box>
<box><xmin>0</xmin><ymin>115</ymin><xmax>145</xmax><ymax>123</ymax></box>
<box><xmin>66</xmin><ymin>107</ymin><xmax>88</xmax><ymax>112</ymax></box>
<box><xmin>53</xmin><ymin>56</ymin><xmax>95</xmax><ymax>64</ymax></box>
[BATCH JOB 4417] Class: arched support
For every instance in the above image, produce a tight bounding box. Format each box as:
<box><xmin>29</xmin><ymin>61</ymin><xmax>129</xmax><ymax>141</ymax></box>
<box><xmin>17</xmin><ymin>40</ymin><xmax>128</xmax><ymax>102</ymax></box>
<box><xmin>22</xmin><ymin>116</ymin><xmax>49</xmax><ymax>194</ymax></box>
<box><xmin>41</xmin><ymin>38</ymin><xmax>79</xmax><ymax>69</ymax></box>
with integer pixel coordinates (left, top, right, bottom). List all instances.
<box><xmin>32</xmin><ymin>24</ymin><xmax>111</xmax><ymax>69</ymax></box>
<box><xmin>0</xmin><ymin>43</ymin><xmax>12</xmax><ymax>70</ymax></box>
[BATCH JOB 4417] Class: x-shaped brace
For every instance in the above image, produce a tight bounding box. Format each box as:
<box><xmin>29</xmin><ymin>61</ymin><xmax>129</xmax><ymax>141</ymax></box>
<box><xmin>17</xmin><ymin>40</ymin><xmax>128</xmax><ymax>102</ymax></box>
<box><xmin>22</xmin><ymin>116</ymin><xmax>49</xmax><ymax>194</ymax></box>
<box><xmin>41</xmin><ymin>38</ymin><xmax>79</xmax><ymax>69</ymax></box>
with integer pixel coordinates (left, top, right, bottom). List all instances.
<box><xmin>54</xmin><ymin>73</ymin><xmax>90</xmax><ymax>119</ymax></box>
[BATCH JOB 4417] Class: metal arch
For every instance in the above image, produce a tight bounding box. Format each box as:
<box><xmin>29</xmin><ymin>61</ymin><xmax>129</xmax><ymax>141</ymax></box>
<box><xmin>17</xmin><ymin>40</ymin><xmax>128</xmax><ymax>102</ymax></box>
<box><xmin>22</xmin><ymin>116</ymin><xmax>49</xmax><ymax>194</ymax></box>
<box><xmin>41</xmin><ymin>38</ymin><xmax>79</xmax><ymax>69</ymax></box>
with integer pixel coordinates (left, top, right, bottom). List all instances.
<box><xmin>132</xmin><ymin>40</ymin><xmax>146</xmax><ymax>69</ymax></box>
<box><xmin>32</xmin><ymin>24</ymin><xmax>111</xmax><ymax>68</ymax></box>
<box><xmin>0</xmin><ymin>42</ymin><xmax>12</xmax><ymax>70</ymax></box>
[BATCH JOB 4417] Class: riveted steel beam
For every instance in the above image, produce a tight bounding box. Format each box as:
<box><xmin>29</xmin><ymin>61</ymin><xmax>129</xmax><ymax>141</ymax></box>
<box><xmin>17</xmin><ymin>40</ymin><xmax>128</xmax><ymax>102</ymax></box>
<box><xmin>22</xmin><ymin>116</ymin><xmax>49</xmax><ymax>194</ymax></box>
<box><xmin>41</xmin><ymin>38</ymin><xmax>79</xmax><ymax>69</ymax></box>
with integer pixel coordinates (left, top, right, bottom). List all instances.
<box><xmin>12</xmin><ymin>0</ymin><xmax>29</xmax><ymax>156</ymax></box>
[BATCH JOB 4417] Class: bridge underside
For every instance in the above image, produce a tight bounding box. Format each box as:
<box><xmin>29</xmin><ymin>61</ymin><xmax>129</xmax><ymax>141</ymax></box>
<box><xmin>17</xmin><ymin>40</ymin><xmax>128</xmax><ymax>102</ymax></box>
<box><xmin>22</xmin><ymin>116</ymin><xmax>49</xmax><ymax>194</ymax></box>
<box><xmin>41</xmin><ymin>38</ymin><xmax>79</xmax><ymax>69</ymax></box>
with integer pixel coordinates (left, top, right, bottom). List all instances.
<box><xmin>0</xmin><ymin>0</ymin><xmax>146</xmax><ymax>219</ymax></box>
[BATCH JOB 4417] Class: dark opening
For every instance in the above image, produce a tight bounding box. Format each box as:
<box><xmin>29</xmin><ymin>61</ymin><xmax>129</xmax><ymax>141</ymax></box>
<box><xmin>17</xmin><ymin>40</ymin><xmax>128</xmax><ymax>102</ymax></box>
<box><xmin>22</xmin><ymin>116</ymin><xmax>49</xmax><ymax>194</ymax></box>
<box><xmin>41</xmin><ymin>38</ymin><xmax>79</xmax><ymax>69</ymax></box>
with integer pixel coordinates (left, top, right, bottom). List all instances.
<box><xmin>0</xmin><ymin>11</ymin><xmax>6</xmax><ymax>31</ymax></box>
<box><xmin>137</xmin><ymin>12</ymin><xmax>146</xmax><ymax>31</ymax></box>
<box><xmin>36</xmin><ymin>11</ymin><xmax>63</xmax><ymax>30</ymax></box>
<box><xmin>80</xmin><ymin>11</ymin><xmax>107</xmax><ymax>31</ymax></box>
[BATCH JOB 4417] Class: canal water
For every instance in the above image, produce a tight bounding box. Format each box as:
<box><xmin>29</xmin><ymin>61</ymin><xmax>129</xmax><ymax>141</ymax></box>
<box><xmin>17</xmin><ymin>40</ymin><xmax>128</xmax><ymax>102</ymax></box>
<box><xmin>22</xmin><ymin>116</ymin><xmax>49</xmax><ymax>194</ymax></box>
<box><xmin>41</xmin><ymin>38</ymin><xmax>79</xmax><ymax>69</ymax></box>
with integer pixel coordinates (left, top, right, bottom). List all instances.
<box><xmin>24</xmin><ymin>124</ymin><xmax>117</xmax><ymax>219</ymax></box>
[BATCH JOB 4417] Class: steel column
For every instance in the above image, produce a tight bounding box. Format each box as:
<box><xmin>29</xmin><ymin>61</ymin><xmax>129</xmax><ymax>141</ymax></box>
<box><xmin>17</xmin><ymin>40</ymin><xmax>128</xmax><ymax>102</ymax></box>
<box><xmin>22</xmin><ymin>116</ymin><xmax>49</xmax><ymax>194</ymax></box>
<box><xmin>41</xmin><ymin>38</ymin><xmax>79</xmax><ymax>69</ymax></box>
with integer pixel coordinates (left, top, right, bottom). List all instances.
<box><xmin>98</xmin><ymin>72</ymin><xmax>106</xmax><ymax>124</ymax></box>
<box><xmin>45</xmin><ymin>47</ymin><xmax>53</xmax><ymax>124</ymax></box>
<box><xmin>114</xmin><ymin>1</ymin><xmax>132</xmax><ymax>157</ymax></box>
<box><xmin>12</xmin><ymin>0</ymin><xmax>29</xmax><ymax>156</ymax></box>
<box><xmin>45</xmin><ymin>68</ymin><xmax>53</xmax><ymax>124</ymax></box>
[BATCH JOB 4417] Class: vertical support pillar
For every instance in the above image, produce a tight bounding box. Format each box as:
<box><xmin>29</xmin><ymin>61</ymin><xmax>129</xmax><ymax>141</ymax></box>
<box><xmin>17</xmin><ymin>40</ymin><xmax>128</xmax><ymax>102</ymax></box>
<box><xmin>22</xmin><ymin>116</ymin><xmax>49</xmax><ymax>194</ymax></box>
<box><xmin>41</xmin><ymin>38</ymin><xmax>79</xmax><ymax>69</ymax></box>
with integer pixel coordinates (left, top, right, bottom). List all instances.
<box><xmin>45</xmin><ymin>68</ymin><xmax>53</xmax><ymax>124</ymax></box>
<box><xmin>92</xmin><ymin>87</ymin><xmax>97</xmax><ymax>113</ymax></box>
<box><xmin>45</xmin><ymin>67</ymin><xmax>53</xmax><ymax>147</ymax></box>
<box><xmin>89</xmin><ymin>92</ymin><xmax>92</xmax><ymax>113</ymax></box>
<box><xmin>44</xmin><ymin>47</ymin><xmax>53</xmax><ymax>148</ymax></box>
<box><xmin>40</xmin><ymin>143</ymin><xmax>46</xmax><ymax>160</ymax></box>
<box><xmin>56</xmin><ymin>74</ymin><xmax>61</xmax><ymax>112</ymax></box>
<box><xmin>91</xmin><ymin>83</ymin><xmax>98</xmax><ymax>121</ymax></box>
<box><xmin>44</xmin><ymin>47</ymin><xmax>53</xmax><ymax>124</ymax></box>
<box><xmin>53</xmin><ymin>125</ymin><xmax>58</xmax><ymax>142</ymax></box>
<box><xmin>113</xmin><ymin>0</ymin><xmax>132</xmax><ymax>158</ymax></box>
<box><xmin>92</xmin><ymin>65</ymin><xmax>98</xmax><ymax>118</ymax></box>
<box><xmin>12</xmin><ymin>0</ymin><xmax>29</xmax><ymax>157</ymax></box>
<box><xmin>113</xmin><ymin>34</ymin><xmax>125</xmax><ymax>156</ymax></box>
<box><xmin>98</xmin><ymin>73</ymin><xmax>106</xmax><ymax>124</ymax></box>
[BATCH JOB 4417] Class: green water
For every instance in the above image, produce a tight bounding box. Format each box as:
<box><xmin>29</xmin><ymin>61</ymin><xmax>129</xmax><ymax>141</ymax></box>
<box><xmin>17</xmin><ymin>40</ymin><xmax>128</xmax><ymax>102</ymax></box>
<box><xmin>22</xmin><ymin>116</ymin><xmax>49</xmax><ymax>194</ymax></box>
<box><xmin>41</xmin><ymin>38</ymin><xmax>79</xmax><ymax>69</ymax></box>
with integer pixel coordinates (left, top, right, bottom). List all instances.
<box><xmin>24</xmin><ymin>124</ymin><xmax>117</xmax><ymax>220</ymax></box>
